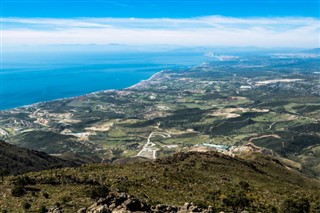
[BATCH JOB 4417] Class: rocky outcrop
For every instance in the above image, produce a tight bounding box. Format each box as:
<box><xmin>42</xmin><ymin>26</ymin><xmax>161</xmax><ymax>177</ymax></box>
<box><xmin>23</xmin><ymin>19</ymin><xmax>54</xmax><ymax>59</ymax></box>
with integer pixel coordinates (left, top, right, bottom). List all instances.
<box><xmin>152</xmin><ymin>202</ymin><xmax>213</xmax><ymax>213</ymax></box>
<box><xmin>78</xmin><ymin>192</ymin><xmax>150</xmax><ymax>213</ymax></box>
<box><xmin>78</xmin><ymin>192</ymin><xmax>215</xmax><ymax>213</ymax></box>
<box><xmin>48</xmin><ymin>205</ymin><xmax>63</xmax><ymax>213</ymax></box>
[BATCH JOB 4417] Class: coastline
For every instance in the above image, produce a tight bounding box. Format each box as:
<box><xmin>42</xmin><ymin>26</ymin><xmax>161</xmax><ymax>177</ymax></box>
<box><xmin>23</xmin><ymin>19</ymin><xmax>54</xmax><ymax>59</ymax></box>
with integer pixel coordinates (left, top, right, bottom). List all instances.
<box><xmin>0</xmin><ymin>69</ymin><xmax>166</xmax><ymax>112</ymax></box>
<box><xmin>126</xmin><ymin>70</ymin><xmax>165</xmax><ymax>89</ymax></box>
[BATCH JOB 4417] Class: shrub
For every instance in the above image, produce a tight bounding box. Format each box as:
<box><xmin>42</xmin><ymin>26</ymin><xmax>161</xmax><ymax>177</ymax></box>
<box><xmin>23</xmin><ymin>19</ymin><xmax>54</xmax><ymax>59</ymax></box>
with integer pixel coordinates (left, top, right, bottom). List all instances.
<box><xmin>281</xmin><ymin>198</ymin><xmax>310</xmax><ymax>213</ymax></box>
<box><xmin>11</xmin><ymin>185</ymin><xmax>25</xmax><ymax>197</ymax></box>
<box><xmin>60</xmin><ymin>196</ymin><xmax>71</xmax><ymax>204</ymax></box>
<box><xmin>23</xmin><ymin>202</ymin><xmax>31</xmax><ymax>210</ymax></box>
<box><xmin>87</xmin><ymin>185</ymin><xmax>110</xmax><ymax>199</ymax></box>
<box><xmin>14</xmin><ymin>176</ymin><xmax>34</xmax><ymax>186</ymax></box>
<box><xmin>38</xmin><ymin>206</ymin><xmax>48</xmax><ymax>213</ymax></box>
<box><xmin>239</xmin><ymin>181</ymin><xmax>250</xmax><ymax>191</ymax></box>
<box><xmin>42</xmin><ymin>192</ymin><xmax>49</xmax><ymax>199</ymax></box>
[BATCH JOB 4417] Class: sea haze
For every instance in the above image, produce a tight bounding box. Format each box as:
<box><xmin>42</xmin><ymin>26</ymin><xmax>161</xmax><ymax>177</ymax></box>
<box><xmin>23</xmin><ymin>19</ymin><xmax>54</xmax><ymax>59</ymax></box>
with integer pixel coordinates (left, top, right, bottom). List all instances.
<box><xmin>1</xmin><ymin>51</ymin><xmax>205</xmax><ymax>110</ymax></box>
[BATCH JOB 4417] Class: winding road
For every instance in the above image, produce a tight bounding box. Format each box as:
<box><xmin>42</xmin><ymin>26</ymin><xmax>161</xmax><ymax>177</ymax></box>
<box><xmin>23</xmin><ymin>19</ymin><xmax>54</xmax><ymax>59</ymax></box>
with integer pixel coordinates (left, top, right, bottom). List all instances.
<box><xmin>137</xmin><ymin>132</ymin><xmax>171</xmax><ymax>159</ymax></box>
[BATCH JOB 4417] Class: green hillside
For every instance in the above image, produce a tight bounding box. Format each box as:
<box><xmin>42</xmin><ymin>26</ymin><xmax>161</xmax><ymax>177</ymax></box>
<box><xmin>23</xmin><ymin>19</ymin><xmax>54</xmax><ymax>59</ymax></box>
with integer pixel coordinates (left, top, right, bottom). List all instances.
<box><xmin>0</xmin><ymin>140</ymin><xmax>99</xmax><ymax>176</ymax></box>
<box><xmin>0</xmin><ymin>151</ymin><xmax>319</xmax><ymax>212</ymax></box>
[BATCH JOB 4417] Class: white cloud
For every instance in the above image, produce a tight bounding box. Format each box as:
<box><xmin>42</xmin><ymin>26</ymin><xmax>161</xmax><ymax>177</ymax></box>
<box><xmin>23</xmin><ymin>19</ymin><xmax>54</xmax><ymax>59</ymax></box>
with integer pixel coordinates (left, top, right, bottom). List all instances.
<box><xmin>1</xmin><ymin>16</ymin><xmax>319</xmax><ymax>48</ymax></box>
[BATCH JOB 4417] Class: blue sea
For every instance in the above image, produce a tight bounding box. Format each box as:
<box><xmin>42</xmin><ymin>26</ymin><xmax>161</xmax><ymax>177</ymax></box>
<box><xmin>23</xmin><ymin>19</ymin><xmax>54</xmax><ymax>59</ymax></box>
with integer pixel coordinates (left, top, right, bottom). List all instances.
<box><xmin>1</xmin><ymin>51</ymin><xmax>206</xmax><ymax>110</ymax></box>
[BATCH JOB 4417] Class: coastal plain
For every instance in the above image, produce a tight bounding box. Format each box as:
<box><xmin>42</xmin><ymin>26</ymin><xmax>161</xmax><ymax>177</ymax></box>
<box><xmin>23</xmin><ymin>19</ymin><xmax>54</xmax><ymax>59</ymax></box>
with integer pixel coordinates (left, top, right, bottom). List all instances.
<box><xmin>1</xmin><ymin>55</ymin><xmax>320</xmax><ymax>178</ymax></box>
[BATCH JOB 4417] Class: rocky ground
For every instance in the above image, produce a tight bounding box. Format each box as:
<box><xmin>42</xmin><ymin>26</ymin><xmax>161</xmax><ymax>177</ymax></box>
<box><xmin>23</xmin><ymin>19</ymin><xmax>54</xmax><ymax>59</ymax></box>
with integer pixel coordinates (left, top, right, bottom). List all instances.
<box><xmin>48</xmin><ymin>192</ymin><xmax>222</xmax><ymax>213</ymax></box>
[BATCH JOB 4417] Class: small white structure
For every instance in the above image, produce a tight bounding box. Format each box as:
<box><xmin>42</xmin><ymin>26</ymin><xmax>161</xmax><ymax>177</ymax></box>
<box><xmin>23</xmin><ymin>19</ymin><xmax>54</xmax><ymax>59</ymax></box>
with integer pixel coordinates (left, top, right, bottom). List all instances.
<box><xmin>240</xmin><ymin>85</ymin><xmax>252</xmax><ymax>90</ymax></box>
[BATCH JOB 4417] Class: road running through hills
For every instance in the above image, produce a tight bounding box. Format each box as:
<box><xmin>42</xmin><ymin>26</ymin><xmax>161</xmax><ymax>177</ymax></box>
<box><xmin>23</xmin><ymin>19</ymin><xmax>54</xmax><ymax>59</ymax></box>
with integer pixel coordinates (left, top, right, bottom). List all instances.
<box><xmin>137</xmin><ymin>132</ymin><xmax>171</xmax><ymax>159</ymax></box>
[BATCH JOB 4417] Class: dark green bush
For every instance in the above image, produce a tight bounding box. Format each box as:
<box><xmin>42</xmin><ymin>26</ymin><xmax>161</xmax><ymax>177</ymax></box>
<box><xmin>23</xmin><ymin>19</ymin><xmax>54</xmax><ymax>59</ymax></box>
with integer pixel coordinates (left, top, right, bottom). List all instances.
<box><xmin>281</xmin><ymin>198</ymin><xmax>310</xmax><ymax>213</ymax></box>
<box><xmin>87</xmin><ymin>185</ymin><xmax>110</xmax><ymax>199</ymax></box>
<box><xmin>38</xmin><ymin>206</ymin><xmax>48</xmax><ymax>213</ymax></box>
<box><xmin>23</xmin><ymin>202</ymin><xmax>31</xmax><ymax>210</ymax></box>
<box><xmin>11</xmin><ymin>185</ymin><xmax>25</xmax><ymax>197</ymax></box>
<box><xmin>42</xmin><ymin>192</ymin><xmax>49</xmax><ymax>199</ymax></box>
<box><xmin>14</xmin><ymin>176</ymin><xmax>35</xmax><ymax>186</ymax></box>
<box><xmin>60</xmin><ymin>196</ymin><xmax>71</xmax><ymax>204</ymax></box>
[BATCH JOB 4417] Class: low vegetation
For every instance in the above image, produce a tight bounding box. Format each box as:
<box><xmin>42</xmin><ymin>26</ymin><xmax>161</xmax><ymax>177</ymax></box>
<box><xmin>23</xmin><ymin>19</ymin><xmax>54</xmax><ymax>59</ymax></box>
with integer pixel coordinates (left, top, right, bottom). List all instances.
<box><xmin>0</xmin><ymin>152</ymin><xmax>319</xmax><ymax>212</ymax></box>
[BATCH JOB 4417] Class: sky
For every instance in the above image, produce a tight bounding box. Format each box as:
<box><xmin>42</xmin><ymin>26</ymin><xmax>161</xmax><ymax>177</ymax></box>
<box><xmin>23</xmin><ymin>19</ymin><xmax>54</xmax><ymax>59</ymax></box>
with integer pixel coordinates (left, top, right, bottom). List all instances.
<box><xmin>1</xmin><ymin>0</ymin><xmax>320</xmax><ymax>49</ymax></box>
